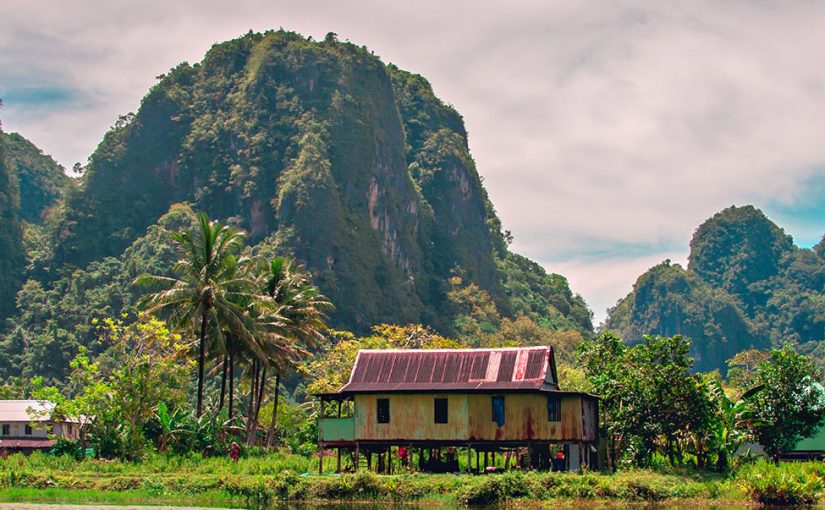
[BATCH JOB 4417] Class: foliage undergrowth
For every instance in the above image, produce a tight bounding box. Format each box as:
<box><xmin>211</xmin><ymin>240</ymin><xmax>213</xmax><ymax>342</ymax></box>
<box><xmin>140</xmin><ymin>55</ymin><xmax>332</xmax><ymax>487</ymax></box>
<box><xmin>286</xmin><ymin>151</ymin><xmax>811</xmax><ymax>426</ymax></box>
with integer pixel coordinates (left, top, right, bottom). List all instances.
<box><xmin>2</xmin><ymin>453</ymin><xmax>825</xmax><ymax>506</ymax></box>
<box><xmin>738</xmin><ymin>460</ymin><xmax>825</xmax><ymax>505</ymax></box>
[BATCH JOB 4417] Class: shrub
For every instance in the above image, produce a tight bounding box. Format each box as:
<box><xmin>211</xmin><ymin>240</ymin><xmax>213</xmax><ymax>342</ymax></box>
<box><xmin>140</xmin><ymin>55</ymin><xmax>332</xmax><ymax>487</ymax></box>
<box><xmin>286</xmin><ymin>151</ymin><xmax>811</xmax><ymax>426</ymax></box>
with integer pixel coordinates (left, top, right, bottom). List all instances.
<box><xmin>498</xmin><ymin>471</ymin><xmax>530</xmax><ymax>499</ymax></box>
<box><xmin>309</xmin><ymin>475</ymin><xmax>353</xmax><ymax>500</ymax></box>
<box><xmin>350</xmin><ymin>471</ymin><xmax>383</xmax><ymax>497</ymax></box>
<box><xmin>49</xmin><ymin>438</ymin><xmax>83</xmax><ymax>460</ymax></box>
<box><xmin>621</xmin><ymin>479</ymin><xmax>667</xmax><ymax>501</ymax></box>
<box><xmin>739</xmin><ymin>462</ymin><xmax>824</xmax><ymax>506</ymax></box>
<box><xmin>458</xmin><ymin>476</ymin><xmax>502</xmax><ymax>506</ymax></box>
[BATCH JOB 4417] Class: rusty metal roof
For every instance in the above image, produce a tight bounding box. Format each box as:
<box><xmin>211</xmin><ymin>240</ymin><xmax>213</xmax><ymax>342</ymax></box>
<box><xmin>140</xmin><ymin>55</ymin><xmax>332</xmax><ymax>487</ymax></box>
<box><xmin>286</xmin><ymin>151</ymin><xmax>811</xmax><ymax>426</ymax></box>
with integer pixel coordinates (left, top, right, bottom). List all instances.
<box><xmin>337</xmin><ymin>346</ymin><xmax>558</xmax><ymax>394</ymax></box>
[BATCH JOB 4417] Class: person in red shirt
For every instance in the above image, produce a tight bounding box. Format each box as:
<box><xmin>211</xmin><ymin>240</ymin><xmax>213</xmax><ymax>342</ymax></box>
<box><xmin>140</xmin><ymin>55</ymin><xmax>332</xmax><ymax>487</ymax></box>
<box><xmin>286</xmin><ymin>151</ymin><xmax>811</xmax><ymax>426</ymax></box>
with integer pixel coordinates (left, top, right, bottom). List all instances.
<box><xmin>229</xmin><ymin>441</ymin><xmax>241</xmax><ymax>461</ymax></box>
<box><xmin>397</xmin><ymin>446</ymin><xmax>409</xmax><ymax>468</ymax></box>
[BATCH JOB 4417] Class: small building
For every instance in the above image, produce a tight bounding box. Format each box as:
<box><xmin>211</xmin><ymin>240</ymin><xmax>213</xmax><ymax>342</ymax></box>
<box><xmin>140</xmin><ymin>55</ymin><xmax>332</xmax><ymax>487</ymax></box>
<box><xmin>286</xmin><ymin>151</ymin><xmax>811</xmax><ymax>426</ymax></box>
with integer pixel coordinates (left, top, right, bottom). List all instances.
<box><xmin>786</xmin><ymin>427</ymin><xmax>825</xmax><ymax>460</ymax></box>
<box><xmin>0</xmin><ymin>400</ymin><xmax>82</xmax><ymax>454</ymax></box>
<box><xmin>317</xmin><ymin>346</ymin><xmax>599</xmax><ymax>473</ymax></box>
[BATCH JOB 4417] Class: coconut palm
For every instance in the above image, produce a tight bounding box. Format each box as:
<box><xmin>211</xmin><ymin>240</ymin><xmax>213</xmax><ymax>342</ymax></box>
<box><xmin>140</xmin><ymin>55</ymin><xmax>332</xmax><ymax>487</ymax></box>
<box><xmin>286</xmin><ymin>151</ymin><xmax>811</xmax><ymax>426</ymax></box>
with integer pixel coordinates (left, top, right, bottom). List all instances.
<box><xmin>136</xmin><ymin>212</ymin><xmax>256</xmax><ymax>417</ymax></box>
<box><xmin>258</xmin><ymin>257</ymin><xmax>331</xmax><ymax>446</ymax></box>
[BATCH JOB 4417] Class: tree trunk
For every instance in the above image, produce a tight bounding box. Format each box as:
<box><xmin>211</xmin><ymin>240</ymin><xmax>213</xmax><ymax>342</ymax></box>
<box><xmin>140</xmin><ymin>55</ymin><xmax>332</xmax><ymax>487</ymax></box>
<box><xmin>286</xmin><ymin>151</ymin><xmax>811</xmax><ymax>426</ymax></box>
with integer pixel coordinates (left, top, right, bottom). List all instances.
<box><xmin>228</xmin><ymin>350</ymin><xmax>235</xmax><ymax>420</ymax></box>
<box><xmin>716</xmin><ymin>451</ymin><xmax>728</xmax><ymax>472</ymax></box>
<box><xmin>196</xmin><ymin>312</ymin><xmax>208</xmax><ymax>417</ymax></box>
<box><xmin>249</xmin><ymin>360</ymin><xmax>257</xmax><ymax>417</ymax></box>
<box><xmin>255</xmin><ymin>367</ymin><xmax>267</xmax><ymax>422</ymax></box>
<box><xmin>266</xmin><ymin>373</ymin><xmax>281</xmax><ymax>448</ymax></box>
<box><xmin>248</xmin><ymin>366</ymin><xmax>266</xmax><ymax>446</ymax></box>
<box><xmin>219</xmin><ymin>353</ymin><xmax>228</xmax><ymax>412</ymax></box>
<box><xmin>246</xmin><ymin>360</ymin><xmax>258</xmax><ymax>445</ymax></box>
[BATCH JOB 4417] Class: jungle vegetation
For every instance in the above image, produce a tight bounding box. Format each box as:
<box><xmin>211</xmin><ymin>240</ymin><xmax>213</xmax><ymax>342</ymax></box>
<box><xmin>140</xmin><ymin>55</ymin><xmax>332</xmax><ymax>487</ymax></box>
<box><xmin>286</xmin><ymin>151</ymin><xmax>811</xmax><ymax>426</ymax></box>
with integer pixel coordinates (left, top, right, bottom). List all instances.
<box><xmin>605</xmin><ymin>205</ymin><xmax>825</xmax><ymax>373</ymax></box>
<box><xmin>0</xmin><ymin>31</ymin><xmax>590</xmax><ymax>383</ymax></box>
<box><xmin>0</xmin><ymin>34</ymin><xmax>824</xmax><ymax>503</ymax></box>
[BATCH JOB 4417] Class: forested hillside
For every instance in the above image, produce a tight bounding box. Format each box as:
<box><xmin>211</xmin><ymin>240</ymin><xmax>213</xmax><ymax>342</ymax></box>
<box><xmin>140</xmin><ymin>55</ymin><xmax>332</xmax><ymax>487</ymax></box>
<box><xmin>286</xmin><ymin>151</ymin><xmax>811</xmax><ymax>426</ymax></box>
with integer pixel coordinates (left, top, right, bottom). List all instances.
<box><xmin>0</xmin><ymin>129</ymin><xmax>26</xmax><ymax>319</ymax></box>
<box><xmin>1</xmin><ymin>132</ymin><xmax>69</xmax><ymax>223</ymax></box>
<box><xmin>605</xmin><ymin>205</ymin><xmax>825</xmax><ymax>372</ymax></box>
<box><xmin>0</xmin><ymin>30</ymin><xmax>591</xmax><ymax>381</ymax></box>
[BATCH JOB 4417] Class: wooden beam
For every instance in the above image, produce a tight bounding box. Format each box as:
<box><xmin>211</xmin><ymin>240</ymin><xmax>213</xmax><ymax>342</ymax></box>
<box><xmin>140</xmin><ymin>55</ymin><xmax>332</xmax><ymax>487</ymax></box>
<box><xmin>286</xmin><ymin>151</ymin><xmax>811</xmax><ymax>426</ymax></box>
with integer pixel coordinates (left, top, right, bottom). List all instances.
<box><xmin>336</xmin><ymin>447</ymin><xmax>341</xmax><ymax>473</ymax></box>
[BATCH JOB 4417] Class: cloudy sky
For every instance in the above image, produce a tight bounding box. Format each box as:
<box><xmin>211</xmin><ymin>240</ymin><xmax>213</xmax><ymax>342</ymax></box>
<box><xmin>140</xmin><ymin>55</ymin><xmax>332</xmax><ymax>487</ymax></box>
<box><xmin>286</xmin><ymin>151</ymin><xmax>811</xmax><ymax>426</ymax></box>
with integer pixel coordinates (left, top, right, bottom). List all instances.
<box><xmin>3</xmin><ymin>1</ymin><xmax>825</xmax><ymax>324</ymax></box>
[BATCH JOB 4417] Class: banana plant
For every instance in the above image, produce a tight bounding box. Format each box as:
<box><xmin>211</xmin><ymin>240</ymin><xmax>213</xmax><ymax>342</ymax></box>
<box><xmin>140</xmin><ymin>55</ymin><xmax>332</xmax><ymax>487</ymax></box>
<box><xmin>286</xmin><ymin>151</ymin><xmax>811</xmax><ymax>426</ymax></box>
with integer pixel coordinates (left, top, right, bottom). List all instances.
<box><xmin>155</xmin><ymin>402</ymin><xmax>188</xmax><ymax>452</ymax></box>
<box><xmin>706</xmin><ymin>377</ymin><xmax>764</xmax><ymax>471</ymax></box>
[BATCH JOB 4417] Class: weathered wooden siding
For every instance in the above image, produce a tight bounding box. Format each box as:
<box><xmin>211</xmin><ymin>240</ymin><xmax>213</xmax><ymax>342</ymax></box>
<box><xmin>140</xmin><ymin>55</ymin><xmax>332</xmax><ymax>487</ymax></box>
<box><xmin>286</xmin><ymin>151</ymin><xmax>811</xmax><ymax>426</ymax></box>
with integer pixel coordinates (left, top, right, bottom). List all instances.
<box><xmin>582</xmin><ymin>398</ymin><xmax>598</xmax><ymax>442</ymax></box>
<box><xmin>352</xmin><ymin>393</ymin><xmax>595</xmax><ymax>442</ymax></box>
<box><xmin>467</xmin><ymin>394</ymin><xmax>582</xmax><ymax>441</ymax></box>
<box><xmin>355</xmin><ymin>394</ymin><xmax>469</xmax><ymax>440</ymax></box>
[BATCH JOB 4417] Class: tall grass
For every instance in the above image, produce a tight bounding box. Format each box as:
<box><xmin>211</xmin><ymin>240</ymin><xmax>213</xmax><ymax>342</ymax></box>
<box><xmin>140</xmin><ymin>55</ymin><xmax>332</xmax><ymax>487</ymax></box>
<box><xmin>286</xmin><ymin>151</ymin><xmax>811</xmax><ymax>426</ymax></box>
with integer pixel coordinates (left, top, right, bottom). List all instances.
<box><xmin>737</xmin><ymin>460</ymin><xmax>824</xmax><ymax>506</ymax></box>
<box><xmin>2</xmin><ymin>452</ymin><xmax>825</xmax><ymax>506</ymax></box>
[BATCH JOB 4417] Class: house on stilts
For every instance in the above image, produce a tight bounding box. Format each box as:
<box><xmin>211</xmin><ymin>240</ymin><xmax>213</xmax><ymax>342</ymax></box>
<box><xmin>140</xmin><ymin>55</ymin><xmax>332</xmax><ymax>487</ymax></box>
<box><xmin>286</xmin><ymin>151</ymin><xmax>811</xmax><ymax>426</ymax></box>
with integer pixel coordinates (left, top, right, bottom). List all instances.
<box><xmin>316</xmin><ymin>346</ymin><xmax>599</xmax><ymax>473</ymax></box>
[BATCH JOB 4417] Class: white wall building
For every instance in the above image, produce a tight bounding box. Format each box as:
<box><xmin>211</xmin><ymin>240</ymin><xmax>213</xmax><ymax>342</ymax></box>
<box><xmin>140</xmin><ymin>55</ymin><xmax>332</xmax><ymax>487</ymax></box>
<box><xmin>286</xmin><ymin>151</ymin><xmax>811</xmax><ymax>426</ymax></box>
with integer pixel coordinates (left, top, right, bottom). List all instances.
<box><xmin>0</xmin><ymin>400</ymin><xmax>81</xmax><ymax>453</ymax></box>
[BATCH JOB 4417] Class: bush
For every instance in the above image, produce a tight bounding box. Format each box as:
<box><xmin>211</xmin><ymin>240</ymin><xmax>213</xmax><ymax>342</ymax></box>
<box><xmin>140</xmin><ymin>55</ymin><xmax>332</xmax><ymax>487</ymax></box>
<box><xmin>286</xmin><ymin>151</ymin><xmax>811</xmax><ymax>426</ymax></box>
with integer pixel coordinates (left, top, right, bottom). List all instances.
<box><xmin>739</xmin><ymin>462</ymin><xmax>824</xmax><ymax>506</ymax></box>
<box><xmin>458</xmin><ymin>476</ymin><xmax>502</xmax><ymax>506</ymax></box>
<box><xmin>621</xmin><ymin>479</ymin><xmax>667</xmax><ymax>501</ymax></box>
<box><xmin>49</xmin><ymin>438</ymin><xmax>83</xmax><ymax>460</ymax></box>
<box><xmin>309</xmin><ymin>475</ymin><xmax>353</xmax><ymax>500</ymax></box>
<box><xmin>350</xmin><ymin>471</ymin><xmax>383</xmax><ymax>497</ymax></box>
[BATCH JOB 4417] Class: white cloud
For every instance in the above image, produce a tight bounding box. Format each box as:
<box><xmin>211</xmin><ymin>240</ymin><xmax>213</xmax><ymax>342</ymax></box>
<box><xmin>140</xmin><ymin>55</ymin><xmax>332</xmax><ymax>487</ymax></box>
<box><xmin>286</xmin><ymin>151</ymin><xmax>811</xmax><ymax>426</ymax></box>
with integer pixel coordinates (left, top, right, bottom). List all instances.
<box><xmin>2</xmin><ymin>1</ymin><xmax>825</xmax><ymax>320</ymax></box>
<box><xmin>544</xmin><ymin>251</ymin><xmax>690</xmax><ymax>326</ymax></box>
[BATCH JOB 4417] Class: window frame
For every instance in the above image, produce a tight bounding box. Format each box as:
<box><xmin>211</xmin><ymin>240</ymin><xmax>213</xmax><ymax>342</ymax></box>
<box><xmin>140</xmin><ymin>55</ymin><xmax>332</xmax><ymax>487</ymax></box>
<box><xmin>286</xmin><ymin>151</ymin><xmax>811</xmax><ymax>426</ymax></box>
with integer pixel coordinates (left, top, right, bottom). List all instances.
<box><xmin>491</xmin><ymin>396</ymin><xmax>506</xmax><ymax>427</ymax></box>
<box><xmin>24</xmin><ymin>424</ymin><xmax>32</xmax><ymax>436</ymax></box>
<box><xmin>376</xmin><ymin>398</ymin><xmax>390</xmax><ymax>424</ymax></box>
<box><xmin>434</xmin><ymin>397</ymin><xmax>448</xmax><ymax>424</ymax></box>
<box><xmin>1</xmin><ymin>424</ymin><xmax>8</xmax><ymax>436</ymax></box>
<box><xmin>547</xmin><ymin>395</ymin><xmax>562</xmax><ymax>422</ymax></box>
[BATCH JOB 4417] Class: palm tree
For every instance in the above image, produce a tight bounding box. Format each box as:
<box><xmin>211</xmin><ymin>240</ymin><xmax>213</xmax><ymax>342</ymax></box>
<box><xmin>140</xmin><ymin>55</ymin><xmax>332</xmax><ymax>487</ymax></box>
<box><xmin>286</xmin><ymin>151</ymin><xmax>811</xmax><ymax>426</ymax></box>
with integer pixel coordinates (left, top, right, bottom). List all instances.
<box><xmin>136</xmin><ymin>212</ymin><xmax>256</xmax><ymax>417</ymax></box>
<box><xmin>258</xmin><ymin>257</ymin><xmax>331</xmax><ymax>447</ymax></box>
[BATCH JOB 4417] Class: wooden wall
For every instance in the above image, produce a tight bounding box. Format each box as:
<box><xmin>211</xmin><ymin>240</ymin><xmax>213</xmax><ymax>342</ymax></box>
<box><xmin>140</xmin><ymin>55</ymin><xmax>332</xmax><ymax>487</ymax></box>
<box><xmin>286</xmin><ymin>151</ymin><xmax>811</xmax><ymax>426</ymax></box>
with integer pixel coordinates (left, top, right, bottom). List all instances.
<box><xmin>353</xmin><ymin>393</ymin><xmax>596</xmax><ymax>442</ymax></box>
<box><xmin>355</xmin><ymin>393</ymin><xmax>469</xmax><ymax>441</ymax></box>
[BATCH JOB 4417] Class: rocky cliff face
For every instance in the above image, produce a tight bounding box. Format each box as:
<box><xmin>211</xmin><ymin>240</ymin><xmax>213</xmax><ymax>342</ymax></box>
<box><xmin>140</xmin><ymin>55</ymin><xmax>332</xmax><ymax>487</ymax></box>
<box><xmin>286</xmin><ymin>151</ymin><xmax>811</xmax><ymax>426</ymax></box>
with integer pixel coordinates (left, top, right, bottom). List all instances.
<box><xmin>604</xmin><ymin>260</ymin><xmax>761</xmax><ymax>373</ymax></box>
<box><xmin>605</xmin><ymin>205</ymin><xmax>825</xmax><ymax>372</ymax></box>
<box><xmin>47</xmin><ymin>31</ymin><xmax>575</xmax><ymax>334</ymax></box>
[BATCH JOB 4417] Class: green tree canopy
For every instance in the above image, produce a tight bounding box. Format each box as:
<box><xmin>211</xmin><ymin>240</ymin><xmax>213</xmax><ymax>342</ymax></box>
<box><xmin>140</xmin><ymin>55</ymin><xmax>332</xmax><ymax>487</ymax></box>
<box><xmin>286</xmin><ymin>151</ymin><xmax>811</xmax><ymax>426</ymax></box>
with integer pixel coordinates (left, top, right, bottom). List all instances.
<box><xmin>747</xmin><ymin>345</ymin><xmax>825</xmax><ymax>462</ymax></box>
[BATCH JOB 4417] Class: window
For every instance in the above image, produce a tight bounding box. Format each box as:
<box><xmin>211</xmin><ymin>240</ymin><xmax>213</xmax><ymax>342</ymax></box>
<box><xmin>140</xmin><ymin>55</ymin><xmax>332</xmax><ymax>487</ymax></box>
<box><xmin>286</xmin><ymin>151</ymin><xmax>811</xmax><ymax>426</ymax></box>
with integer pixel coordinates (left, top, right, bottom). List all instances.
<box><xmin>25</xmin><ymin>424</ymin><xmax>32</xmax><ymax>436</ymax></box>
<box><xmin>547</xmin><ymin>396</ymin><xmax>562</xmax><ymax>422</ymax></box>
<box><xmin>1</xmin><ymin>424</ymin><xmax>8</xmax><ymax>436</ymax></box>
<box><xmin>491</xmin><ymin>396</ymin><xmax>505</xmax><ymax>427</ymax></box>
<box><xmin>377</xmin><ymin>398</ymin><xmax>390</xmax><ymax>424</ymax></box>
<box><xmin>434</xmin><ymin>398</ymin><xmax>448</xmax><ymax>424</ymax></box>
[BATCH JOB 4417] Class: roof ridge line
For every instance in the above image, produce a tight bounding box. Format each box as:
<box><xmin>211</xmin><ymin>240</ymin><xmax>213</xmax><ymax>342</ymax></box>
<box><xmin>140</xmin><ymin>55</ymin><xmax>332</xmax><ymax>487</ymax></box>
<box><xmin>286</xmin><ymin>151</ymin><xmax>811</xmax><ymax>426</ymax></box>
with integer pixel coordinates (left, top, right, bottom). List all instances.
<box><xmin>357</xmin><ymin>346</ymin><xmax>551</xmax><ymax>353</ymax></box>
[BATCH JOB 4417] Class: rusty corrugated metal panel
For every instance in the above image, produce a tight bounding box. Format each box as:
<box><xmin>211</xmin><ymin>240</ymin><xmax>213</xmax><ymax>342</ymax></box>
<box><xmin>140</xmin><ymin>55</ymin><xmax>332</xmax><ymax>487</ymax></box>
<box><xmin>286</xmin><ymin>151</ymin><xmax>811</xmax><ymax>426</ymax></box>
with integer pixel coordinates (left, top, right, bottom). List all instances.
<box><xmin>525</xmin><ymin>350</ymin><xmax>545</xmax><ymax>379</ymax></box>
<box><xmin>496</xmin><ymin>351</ymin><xmax>517</xmax><ymax>382</ymax></box>
<box><xmin>340</xmin><ymin>347</ymin><xmax>557</xmax><ymax>393</ymax></box>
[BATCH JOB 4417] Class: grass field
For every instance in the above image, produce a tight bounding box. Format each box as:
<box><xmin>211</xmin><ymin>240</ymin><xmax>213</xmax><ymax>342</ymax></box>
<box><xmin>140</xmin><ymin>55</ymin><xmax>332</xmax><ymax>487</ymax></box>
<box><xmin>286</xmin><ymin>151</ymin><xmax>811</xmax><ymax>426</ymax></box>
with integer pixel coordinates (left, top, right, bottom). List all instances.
<box><xmin>0</xmin><ymin>451</ymin><xmax>821</xmax><ymax>506</ymax></box>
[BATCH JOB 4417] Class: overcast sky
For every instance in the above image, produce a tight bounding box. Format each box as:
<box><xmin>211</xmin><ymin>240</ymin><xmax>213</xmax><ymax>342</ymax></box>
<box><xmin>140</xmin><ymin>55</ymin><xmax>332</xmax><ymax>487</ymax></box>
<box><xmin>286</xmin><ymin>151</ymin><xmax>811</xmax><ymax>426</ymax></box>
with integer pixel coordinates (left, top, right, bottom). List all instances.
<box><xmin>2</xmin><ymin>1</ymin><xmax>825</xmax><ymax>324</ymax></box>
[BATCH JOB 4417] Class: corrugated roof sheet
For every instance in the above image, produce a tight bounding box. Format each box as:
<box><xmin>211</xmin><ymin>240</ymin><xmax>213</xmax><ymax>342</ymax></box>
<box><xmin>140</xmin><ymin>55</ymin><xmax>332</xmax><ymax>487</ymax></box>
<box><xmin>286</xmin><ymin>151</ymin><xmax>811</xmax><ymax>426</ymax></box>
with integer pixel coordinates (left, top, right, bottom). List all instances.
<box><xmin>338</xmin><ymin>346</ymin><xmax>558</xmax><ymax>393</ymax></box>
<box><xmin>0</xmin><ymin>400</ymin><xmax>54</xmax><ymax>422</ymax></box>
